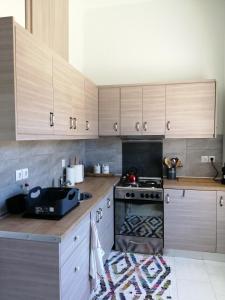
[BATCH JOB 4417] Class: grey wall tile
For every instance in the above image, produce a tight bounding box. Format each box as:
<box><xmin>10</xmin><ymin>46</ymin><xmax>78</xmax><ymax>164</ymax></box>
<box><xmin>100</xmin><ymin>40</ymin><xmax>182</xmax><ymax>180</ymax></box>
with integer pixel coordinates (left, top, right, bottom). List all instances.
<box><xmin>0</xmin><ymin>140</ymin><xmax>86</xmax><ymax>216</ymax></box>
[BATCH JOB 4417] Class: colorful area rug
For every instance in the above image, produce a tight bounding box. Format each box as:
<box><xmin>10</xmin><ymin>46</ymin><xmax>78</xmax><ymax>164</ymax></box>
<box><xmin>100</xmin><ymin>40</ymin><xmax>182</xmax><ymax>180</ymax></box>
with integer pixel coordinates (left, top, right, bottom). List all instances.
<box><xmin>120</xmin><ymin>215</ymin><xmax>163</xmax><ymax>239</ymax></box>
<box><xmin>92</xmin><ymin>251</ymin><xmax>172</xmax><ymax>300</ymax></box>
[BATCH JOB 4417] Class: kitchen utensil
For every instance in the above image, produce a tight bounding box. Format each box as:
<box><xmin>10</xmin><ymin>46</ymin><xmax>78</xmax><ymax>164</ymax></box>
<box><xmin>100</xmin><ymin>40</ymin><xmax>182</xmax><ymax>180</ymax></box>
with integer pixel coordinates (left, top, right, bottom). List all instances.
<box><xmin>126</xmin><ymin>167</ymin><xmax>138</xmax><ymax>183</ymax></box>
<box><xmin>164</xmin><ymin>157</ymin><xmax>172</xmax><ymax>168</ymax></box>
<box><xmin>170</xmin><ymin>157</ymin><xmax>178</xmax><ymax>168</ymax></box>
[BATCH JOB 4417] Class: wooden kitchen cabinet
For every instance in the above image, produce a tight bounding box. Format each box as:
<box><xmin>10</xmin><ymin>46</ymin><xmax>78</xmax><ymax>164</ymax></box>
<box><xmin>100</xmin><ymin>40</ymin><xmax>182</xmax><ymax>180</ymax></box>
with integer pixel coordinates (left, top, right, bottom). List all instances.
<box><xmin>142</xmin><ymin>85</ymin><xmax>166</xmax><ymax>135</ymax></box>
<box><xmin>121</xmin><ymin>86</ymin><xmax>143</xmax><ymax>135</ymax></box>
<box><xmin>165</xmin><ymin>82</ymin><xmax>216</xmax><ymax>138</ymax></box>
<box><xmin>164</xmin><ymin>189</ymin><xmax>217</xmax><ymax>252</ymax></box>
<box><xmin>216</xmin><ymin>191</ymin><xmax>225</xmax><ymax>253</ymax></box>
<box><xmin>16</xmin><ymin>22</ymin><xmax>54</xmax><ymax>136</ymax></box>
<box><xmin>91</xmin><ymin>189</ymin><xmax>114</xmax><ymax>261</ymax></box>
<box><xmin>99</xmin><ymin>87</ymin><xmax>120</xmax><ymax>136</ymax></box>
<box><xmin>53</xmin><ymin>55</ymin><xmax>85</xmax><ymax>136</ymax></box>
<box><xmin>85</xmin><ymin>78</ymin><xmax>99</xmax><ymax>137</ymax></box>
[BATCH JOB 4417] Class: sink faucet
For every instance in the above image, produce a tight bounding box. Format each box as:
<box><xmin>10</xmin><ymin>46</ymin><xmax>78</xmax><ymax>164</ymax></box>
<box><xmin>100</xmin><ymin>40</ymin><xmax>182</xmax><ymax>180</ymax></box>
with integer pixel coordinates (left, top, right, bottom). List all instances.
<box><xmin>59</xmin><ymin>177</ymin><xmax>72</xmax><ymax>187</ymax></box>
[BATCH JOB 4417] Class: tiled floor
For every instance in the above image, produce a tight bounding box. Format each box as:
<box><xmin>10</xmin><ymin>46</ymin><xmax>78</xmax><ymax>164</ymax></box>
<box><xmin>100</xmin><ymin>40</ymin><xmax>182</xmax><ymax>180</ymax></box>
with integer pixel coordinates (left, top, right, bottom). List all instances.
<box><xmin>166</xmin><ymin>256</ymin><xmax>225</xmax><ymax>300</ymax></box>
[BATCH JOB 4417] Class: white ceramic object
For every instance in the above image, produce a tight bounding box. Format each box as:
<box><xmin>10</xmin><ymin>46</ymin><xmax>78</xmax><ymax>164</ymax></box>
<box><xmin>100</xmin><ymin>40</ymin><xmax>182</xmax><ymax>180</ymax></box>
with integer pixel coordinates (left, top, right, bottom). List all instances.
<box><xmin>94</xmin><ymin>164</ymin><xmax>101</xmax><ymax>174</ymax></box>
<box><xmin>102</xmin><ymin>164</ymin><xmax>109</xmax><ymax>174</ymax></box>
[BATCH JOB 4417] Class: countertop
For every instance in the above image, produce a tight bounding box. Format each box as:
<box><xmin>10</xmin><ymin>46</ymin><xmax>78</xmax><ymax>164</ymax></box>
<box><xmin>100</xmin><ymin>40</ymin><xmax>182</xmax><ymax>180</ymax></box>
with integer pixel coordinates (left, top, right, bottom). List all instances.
<box><xmin>0</xmin><ymin>177</ymin><xmax>119</xmax><ymax>243</ymax></box>
<box><xmin>163</xmin><ymin>177</ymin><xmax>225</xmax><ymax>191</ymax></box>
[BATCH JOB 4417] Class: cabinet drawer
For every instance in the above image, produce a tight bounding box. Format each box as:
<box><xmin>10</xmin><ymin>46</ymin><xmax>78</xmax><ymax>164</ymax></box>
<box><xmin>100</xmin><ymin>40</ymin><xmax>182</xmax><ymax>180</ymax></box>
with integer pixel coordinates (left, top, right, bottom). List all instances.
<box><xmin>61</xmin><ymin>237</ymin><xmax>90</xmax><ymax>300</ymax></box>
<box><xmin>60</xmin><ymin>214</ymin><xmax>90</xmax><ymax>266</ymax></box>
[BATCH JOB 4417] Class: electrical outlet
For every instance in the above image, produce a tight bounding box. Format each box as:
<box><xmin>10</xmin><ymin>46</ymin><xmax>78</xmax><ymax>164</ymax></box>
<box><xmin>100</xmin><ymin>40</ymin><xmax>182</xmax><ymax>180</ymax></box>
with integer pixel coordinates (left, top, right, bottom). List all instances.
<box><xmin>209</xmin><ymin>156</ymin><xmax>216</xmax><ymax>162</ymax></box>
<box><xmin>16</xmin><ymin>170</ymin><xmax>23</xmax><ymax>181</ymax></box>
<box><xmin>201</xmin><ymin>156</ymin><xmax>209</xmax><ymax>163</ymax></box>
<box><xmin>22</xmin><ymin>168</ymin><xmax>29</xmax><ymax>179</ymax></box>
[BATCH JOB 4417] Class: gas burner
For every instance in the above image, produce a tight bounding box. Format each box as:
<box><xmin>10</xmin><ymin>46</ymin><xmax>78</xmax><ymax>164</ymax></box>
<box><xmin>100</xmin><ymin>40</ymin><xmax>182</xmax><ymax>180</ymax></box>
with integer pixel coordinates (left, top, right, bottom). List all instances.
<box><xmin>138</xmin><ymin>180</ymin><xmax>161</xmax><ymax>189</ymax></box>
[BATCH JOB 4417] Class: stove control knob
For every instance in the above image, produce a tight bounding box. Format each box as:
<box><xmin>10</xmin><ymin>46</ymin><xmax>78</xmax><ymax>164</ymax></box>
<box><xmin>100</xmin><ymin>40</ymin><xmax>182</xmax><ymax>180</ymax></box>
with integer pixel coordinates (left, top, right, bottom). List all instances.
<box><xmin>126</xmin><ymin>193</ymin><xmax>130</xmax><ymax>198</ymax></box>
<box><xmin>150</xmin><ymin>194</ymin><xmax>154</xmax><ymax>199</ymax></box>
<box><xmin>155</xmin><ymin>194</ymin><xmax>160</xmax><ymax>199</ymax></box>
<box><xmin>145</xmin><ymin>194</ymin><xmax>149</xmax><ymax>198</ymax></box>
<box><xmin>131</xmin><ymin>193</ymin><xmax>135</xmax><ymax>198</ymax></box>
<box><xmin>140</xmin><ymin>193</ymin><xmax>144</xmax><ymax>198</ymax></box>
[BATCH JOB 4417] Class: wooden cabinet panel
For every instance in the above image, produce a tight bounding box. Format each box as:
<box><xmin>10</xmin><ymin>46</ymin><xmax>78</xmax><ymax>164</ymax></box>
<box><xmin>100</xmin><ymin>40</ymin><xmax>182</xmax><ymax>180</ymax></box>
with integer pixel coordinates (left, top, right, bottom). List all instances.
<box><xmin>99</xmin><ymin>87</ymin><xmax>120</xmax><ymax>136</ymax></box>
<box><xmin>166</xmin><ymin>82</ymin><xmax>216</xmax><ymax>138</ymax></box>
<box><xmin>164</xmin><ymin>189</ymin><xmax>217</xmax><ymax>252</ymax></box>
<box><xmin>85</xmin><ymin>79</ymin><xmax>98</xmax><ymax>136</ymax></box>
<box><xmin>121</xmin><ymin>86</ymin><xmax>142</xmax><ymax>135</ymax></box>
<box><xmin>26</xmin><ymin>0</ymin><xmax>68</xmax><ymax>60</ymax></box>
<box><xmin>216</xmin><ymin>191</ymin><xmax>225</xmax><ymax>253</ymax></box>
<box><xmin>15</xmin><ymin>25</ymin><xmax>54</xmax><ymax>135</ymax></box>
<box><xmin>143</xmin><ymin>85</ymin><xmax>166</xmax><ymax>135</ymax></box>
<box><xmin>53</xmin><ymin>55</ymin><xmax>73</xmax><ymax>136</ymax></box>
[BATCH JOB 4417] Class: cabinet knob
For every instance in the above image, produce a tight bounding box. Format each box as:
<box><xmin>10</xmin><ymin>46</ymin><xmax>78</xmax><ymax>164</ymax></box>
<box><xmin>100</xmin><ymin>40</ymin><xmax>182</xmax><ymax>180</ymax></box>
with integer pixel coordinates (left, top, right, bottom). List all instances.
<box><xmin>74</xmin><ymin>235</ymin><xmax>79</xmax><ymax>242</ymax></box>
<box><xmin>135</xmin><ymin>122</ymin><xmax>140</xmax><ymax>131</ymax></box>
<box><xmin>220</xmin><ymin>196</ymin><xmax>224</xmax><ymax>207</ymax></box>
<box><xmin>74</xmin><ymin>266</ymin><xmax>80</xmax><ymax>272</ymax></box>
<box><xmin>96</xmin><ymin>210</ymin><xmax>100</xmax><ymax>223</ymax></box>
<box><xmin>167</xmin><ymin>121</ymin><xmax>171</xmax><ymax>131</ymax></box>
<box><xmin>113</xmin><ymin>122</ymin><xmax>118</xmax><ymax>132</ymax></box>
<box><xmin>107</xmin><ymin>198</ymin><xmax>111</xmax><ymax>208</ymax></box>
<box><xmin>143</xmin><ymin>121</ymin><xmax>148</xmax><ymax>131</ymax></box>
<box><xmin>165</xmin><ymin>194</ymin><xmax>170</xmax><ymax>204</ymax></box>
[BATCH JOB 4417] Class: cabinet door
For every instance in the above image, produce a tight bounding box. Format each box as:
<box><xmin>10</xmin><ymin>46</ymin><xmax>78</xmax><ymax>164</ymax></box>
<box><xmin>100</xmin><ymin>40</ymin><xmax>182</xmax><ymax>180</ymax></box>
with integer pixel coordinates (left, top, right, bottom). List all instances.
<box><xmin>166</xmin><ymin>82</ymin><xmax>216</xmax><ymax>138</ymax></box>
<box><xmin>99</xmin><ymin>87</ymin><xmax>120</xmax><ymax>136</ymax></box>
<box><xmin>142</xmin><ymin>85</ymin><xmax>166</xmax><ymax>135</ymax></box>
<box><xmin>15</xmin><ymin>26</ymin><xmax>54</xmax><ymax>135</ymax></box>
<box><xmin>121</xmin><ymin>86</ymin><xmax>142</xmax><ymax>135</ymax></box>
<box><xmin>164</xmin><ymin>189</ymin><xmax>217</xmax><ymax>252</ymax></box>
<box><xmin>53</xmin><ymin>55</ymin><xmax>74</xmax><ymax>136</ymax></box>
<box><xmin>217</xmin><ymin>192</ymin><xmax>225</xmax><ymax>253</ymax></box>
<box><xmin>71</xmin><ymin>68</ymin><xmax>85</xmax><ymax>136</ymax></box>
<box><xmin>84</xmin><ymin>79</ymin><xmax>98</xmax><ymax>136</ymax></box>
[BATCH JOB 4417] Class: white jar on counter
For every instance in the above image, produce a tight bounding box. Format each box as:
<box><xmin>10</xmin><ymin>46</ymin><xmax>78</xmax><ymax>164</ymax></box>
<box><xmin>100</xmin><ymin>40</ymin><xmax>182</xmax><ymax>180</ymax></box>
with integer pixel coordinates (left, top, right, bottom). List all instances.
<box><xmin>94</xmin><ymin>163</ymin><xmax>101</xmax><ymax>174</ymax></box>
<box><xmin>102</xmin><ymin>164</ymin><xmax>110</xmax><ymax>174</ymax></box>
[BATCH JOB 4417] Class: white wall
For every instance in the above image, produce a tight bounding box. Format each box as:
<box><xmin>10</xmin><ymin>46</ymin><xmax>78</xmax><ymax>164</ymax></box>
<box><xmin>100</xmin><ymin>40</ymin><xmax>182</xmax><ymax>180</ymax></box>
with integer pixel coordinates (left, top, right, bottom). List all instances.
<box><xmin>0</xmin><ymin>0</ymin><xmax>25</xmax><ymax>27</ymax></box>
<box><xmin>82</xmin><ymin>0</ymin><xmax>225</xmax><ymax>134</ymax></box>
<box><xmin>69</xmin><ymin>0</ymin><xmax>85</xmax><ymax>72</ymax></box>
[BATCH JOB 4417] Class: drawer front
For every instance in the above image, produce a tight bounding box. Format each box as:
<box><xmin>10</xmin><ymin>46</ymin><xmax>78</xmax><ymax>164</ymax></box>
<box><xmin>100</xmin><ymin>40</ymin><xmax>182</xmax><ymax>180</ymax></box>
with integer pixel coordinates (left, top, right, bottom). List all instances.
<box><xmin>61</xmin><ymin>237</ymin><xmax>90</xmax><ymax>300</ymax></box>
<box><xmin>60</xmin><ymin>213</ymin><xmax>90</xmax><ymax>266</ymax></box>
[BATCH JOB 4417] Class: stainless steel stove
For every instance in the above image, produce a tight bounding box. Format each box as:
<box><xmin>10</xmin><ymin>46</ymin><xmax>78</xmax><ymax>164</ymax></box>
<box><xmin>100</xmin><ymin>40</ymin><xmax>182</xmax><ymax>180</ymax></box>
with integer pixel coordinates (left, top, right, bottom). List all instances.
<box><xmin>114</xmin><ymin>140</ymin><xmax>164</xmax><ymax>255</ymax></box>
<box><xmin>115</xmin><ymin>177</ymin><xmax>163</xmax><ymax>201</ymax></box>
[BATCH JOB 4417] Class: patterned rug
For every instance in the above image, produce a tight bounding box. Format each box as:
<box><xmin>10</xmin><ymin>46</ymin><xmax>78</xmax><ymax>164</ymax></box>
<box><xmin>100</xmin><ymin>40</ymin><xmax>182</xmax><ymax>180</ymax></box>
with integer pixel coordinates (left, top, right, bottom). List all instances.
<box><xmin>120</xmin><ymin>215</ymin><xmax>163</xmax><ymax>239</ymax></box>
<box><xmin>92</xmin><ymin>251</ymin><xmax>172</xmax><ymax>300</ymax></box>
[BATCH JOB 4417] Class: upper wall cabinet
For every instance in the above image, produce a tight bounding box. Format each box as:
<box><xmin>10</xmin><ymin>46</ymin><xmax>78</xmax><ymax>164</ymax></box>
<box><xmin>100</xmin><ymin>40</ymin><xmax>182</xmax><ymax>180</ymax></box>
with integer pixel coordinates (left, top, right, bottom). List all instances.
<box><xmin>121</xmin><ymin>87</ymin><xmax>143</xmax><ymax>135</ymax></box>
<box><xmin>26</xmin><ymin>0</ymin><xmax>69</xmax><ymax>60</ymax></box>
<box><xmin>0</xmin><ymin>17</ymin><xmax>98</xmax><ymax>141</ymax></box>
<box><xmin>165</xmin><ymin>82</ymin><xmax>216</xmax><ymax>138</ymax></box>
<box><xmin>99</xmin><ymin>87</ymin><xmax>120</xmax><ymax>136</ymax></box>
<box><xmin>85</xmin><ymin>79</ymin><xmax>99</xmax><ymax>137</ymax></box>
<box><xmin>142</xmin><ymin>85</ymin><xmax>166</xmax><ymax>135</ymax></box>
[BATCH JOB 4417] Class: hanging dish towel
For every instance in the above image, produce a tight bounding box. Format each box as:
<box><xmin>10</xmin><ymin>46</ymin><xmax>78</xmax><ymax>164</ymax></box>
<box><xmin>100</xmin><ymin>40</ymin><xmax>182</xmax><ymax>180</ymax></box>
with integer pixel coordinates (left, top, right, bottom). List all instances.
<box><xmin>90</xmin><ymin>219</ymin><xmax>105</xmax><ymax>291</ymax></box>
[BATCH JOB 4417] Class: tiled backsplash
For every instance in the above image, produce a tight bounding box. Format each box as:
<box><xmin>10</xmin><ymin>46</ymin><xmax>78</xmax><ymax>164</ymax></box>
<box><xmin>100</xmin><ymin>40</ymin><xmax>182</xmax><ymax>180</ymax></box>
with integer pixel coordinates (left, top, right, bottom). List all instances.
<box><xmin>0</xmin><ymin>135</ymin><xmax>223</xmax><ymax>216</ymax></box>
<box><xmin>85</xmin><ymin>136</ymin><xmax>223</xmax><ymax>178</ymax></box>
<box><xmin>0</xmin><ymin>140</ymin><xmax>85</xmax><ymax>216</ymax></box>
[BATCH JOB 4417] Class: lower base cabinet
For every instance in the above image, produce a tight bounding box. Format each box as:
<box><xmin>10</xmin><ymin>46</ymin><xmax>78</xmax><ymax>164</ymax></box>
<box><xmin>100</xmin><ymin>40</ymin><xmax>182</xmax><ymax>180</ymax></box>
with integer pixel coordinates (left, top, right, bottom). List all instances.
<box><xmin>217</xmin><ymin>191</ymin><xmax>225</xmax><ymax>253</ymax></box>
<box><xmin>164</xmin><ymin>189</ymin><xmax>217</xmax><ymax>252</ymax></box>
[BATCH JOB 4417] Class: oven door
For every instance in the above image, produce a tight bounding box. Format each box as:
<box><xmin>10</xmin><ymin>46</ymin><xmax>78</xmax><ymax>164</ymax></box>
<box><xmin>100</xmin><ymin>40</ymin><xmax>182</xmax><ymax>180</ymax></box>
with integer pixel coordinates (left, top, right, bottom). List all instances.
<box><xmin>115</xmin><ymin>198</ymin><xmax>164</xmax><ymax>254</ymax></box>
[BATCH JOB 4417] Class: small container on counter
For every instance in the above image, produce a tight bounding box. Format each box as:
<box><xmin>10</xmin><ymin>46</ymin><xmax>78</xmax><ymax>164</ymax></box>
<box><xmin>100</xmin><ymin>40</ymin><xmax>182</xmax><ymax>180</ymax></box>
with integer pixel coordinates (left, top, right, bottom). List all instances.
<box><xmin>94</xmin><ymin>163</ymin><xmax>101</xmax><ymax>174</ymax></box>
<box><xmin>102</xmin><ymin>164</ymin><xmax>110</xmax><ymax>174</ymax></box>
<box><xmin>167</xmin><ymin>167</ymin><xmax>176</xmax><ymax>180</ymax></box>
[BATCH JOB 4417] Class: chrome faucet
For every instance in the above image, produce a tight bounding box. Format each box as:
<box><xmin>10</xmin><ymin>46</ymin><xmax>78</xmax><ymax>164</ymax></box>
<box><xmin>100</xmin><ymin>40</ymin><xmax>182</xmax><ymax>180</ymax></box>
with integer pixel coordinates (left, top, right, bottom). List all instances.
<box><xmin>59</xmin><ymin>177</ymin><xmax>72</xmax><ymax>187</ymax></box>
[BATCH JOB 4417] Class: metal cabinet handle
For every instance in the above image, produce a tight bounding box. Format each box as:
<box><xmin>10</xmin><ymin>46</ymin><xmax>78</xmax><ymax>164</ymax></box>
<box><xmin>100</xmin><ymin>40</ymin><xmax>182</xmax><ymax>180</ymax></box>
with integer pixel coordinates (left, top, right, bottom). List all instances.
<box><xmin>182</xmin><ymin>190</ymin><xmax>185</xmax><ymax>197</ymax></box>
<box><xmin>70</xmin><ymin>117</ymin><xmax>73</xmax><ymax>129</ymax></box>
<box><xmin>74</xmin><ymin>266</ymin><xmax>80</xmax><ymax>273</ymax></box>
<box><xmin>96</xmin><ymin>210</ymin><xmax>100</xmax><ymax>223</ymax></box>
<box><xmin>135</xmin><ymin>122</ymin><xmax>140</xmax><ymax>131</ymax></box>
<box><xmin>167</xmin><ymin>121</ymin><xmax>171</xmax><ymax>131</ymax></box>
<box><xmin>220</xmin><ymin>196</ymin><xmax>224</xmax><ymax>207</ymax></box>
<box><xmin>113</xmin><ymin>122</ymin><xmax>118</xmax><ymax>132</ymax></box>
<box><xmin>143</xmin><ymin>121</ymin><xmax>148</xmax><ymax>131</ymax></box>
<box><xmin>86</xmin><ymin>121</ymin><xmax>90</xmax><ymax>131</ymax></box>
<box><xmin>99</xmin><ymin>208</ymin><xmax>103</xmax><ymax>219</ymax></box>
<box><xmin>107</xmin><ymin>198</ymin><xmax>111</xmax><ymax>208</ymax></box>
<box><xmin>74</xmin><ymin>235</ymin><xmax>79</xmax><ymax>242</ymax></box>
<box><xmin>50</xmin><ymin>112</ymin><xmax>54</xmax><ymax>127</ymax></box>
<box><xmin>73</xmin><ymin>118</ymin><xmax>77</xmax><ymax>130</ymax></box>
<box><xmin>165</xmin><ymin>194</ymin><xmax>170</xmax><ymax>204</ymax></box>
